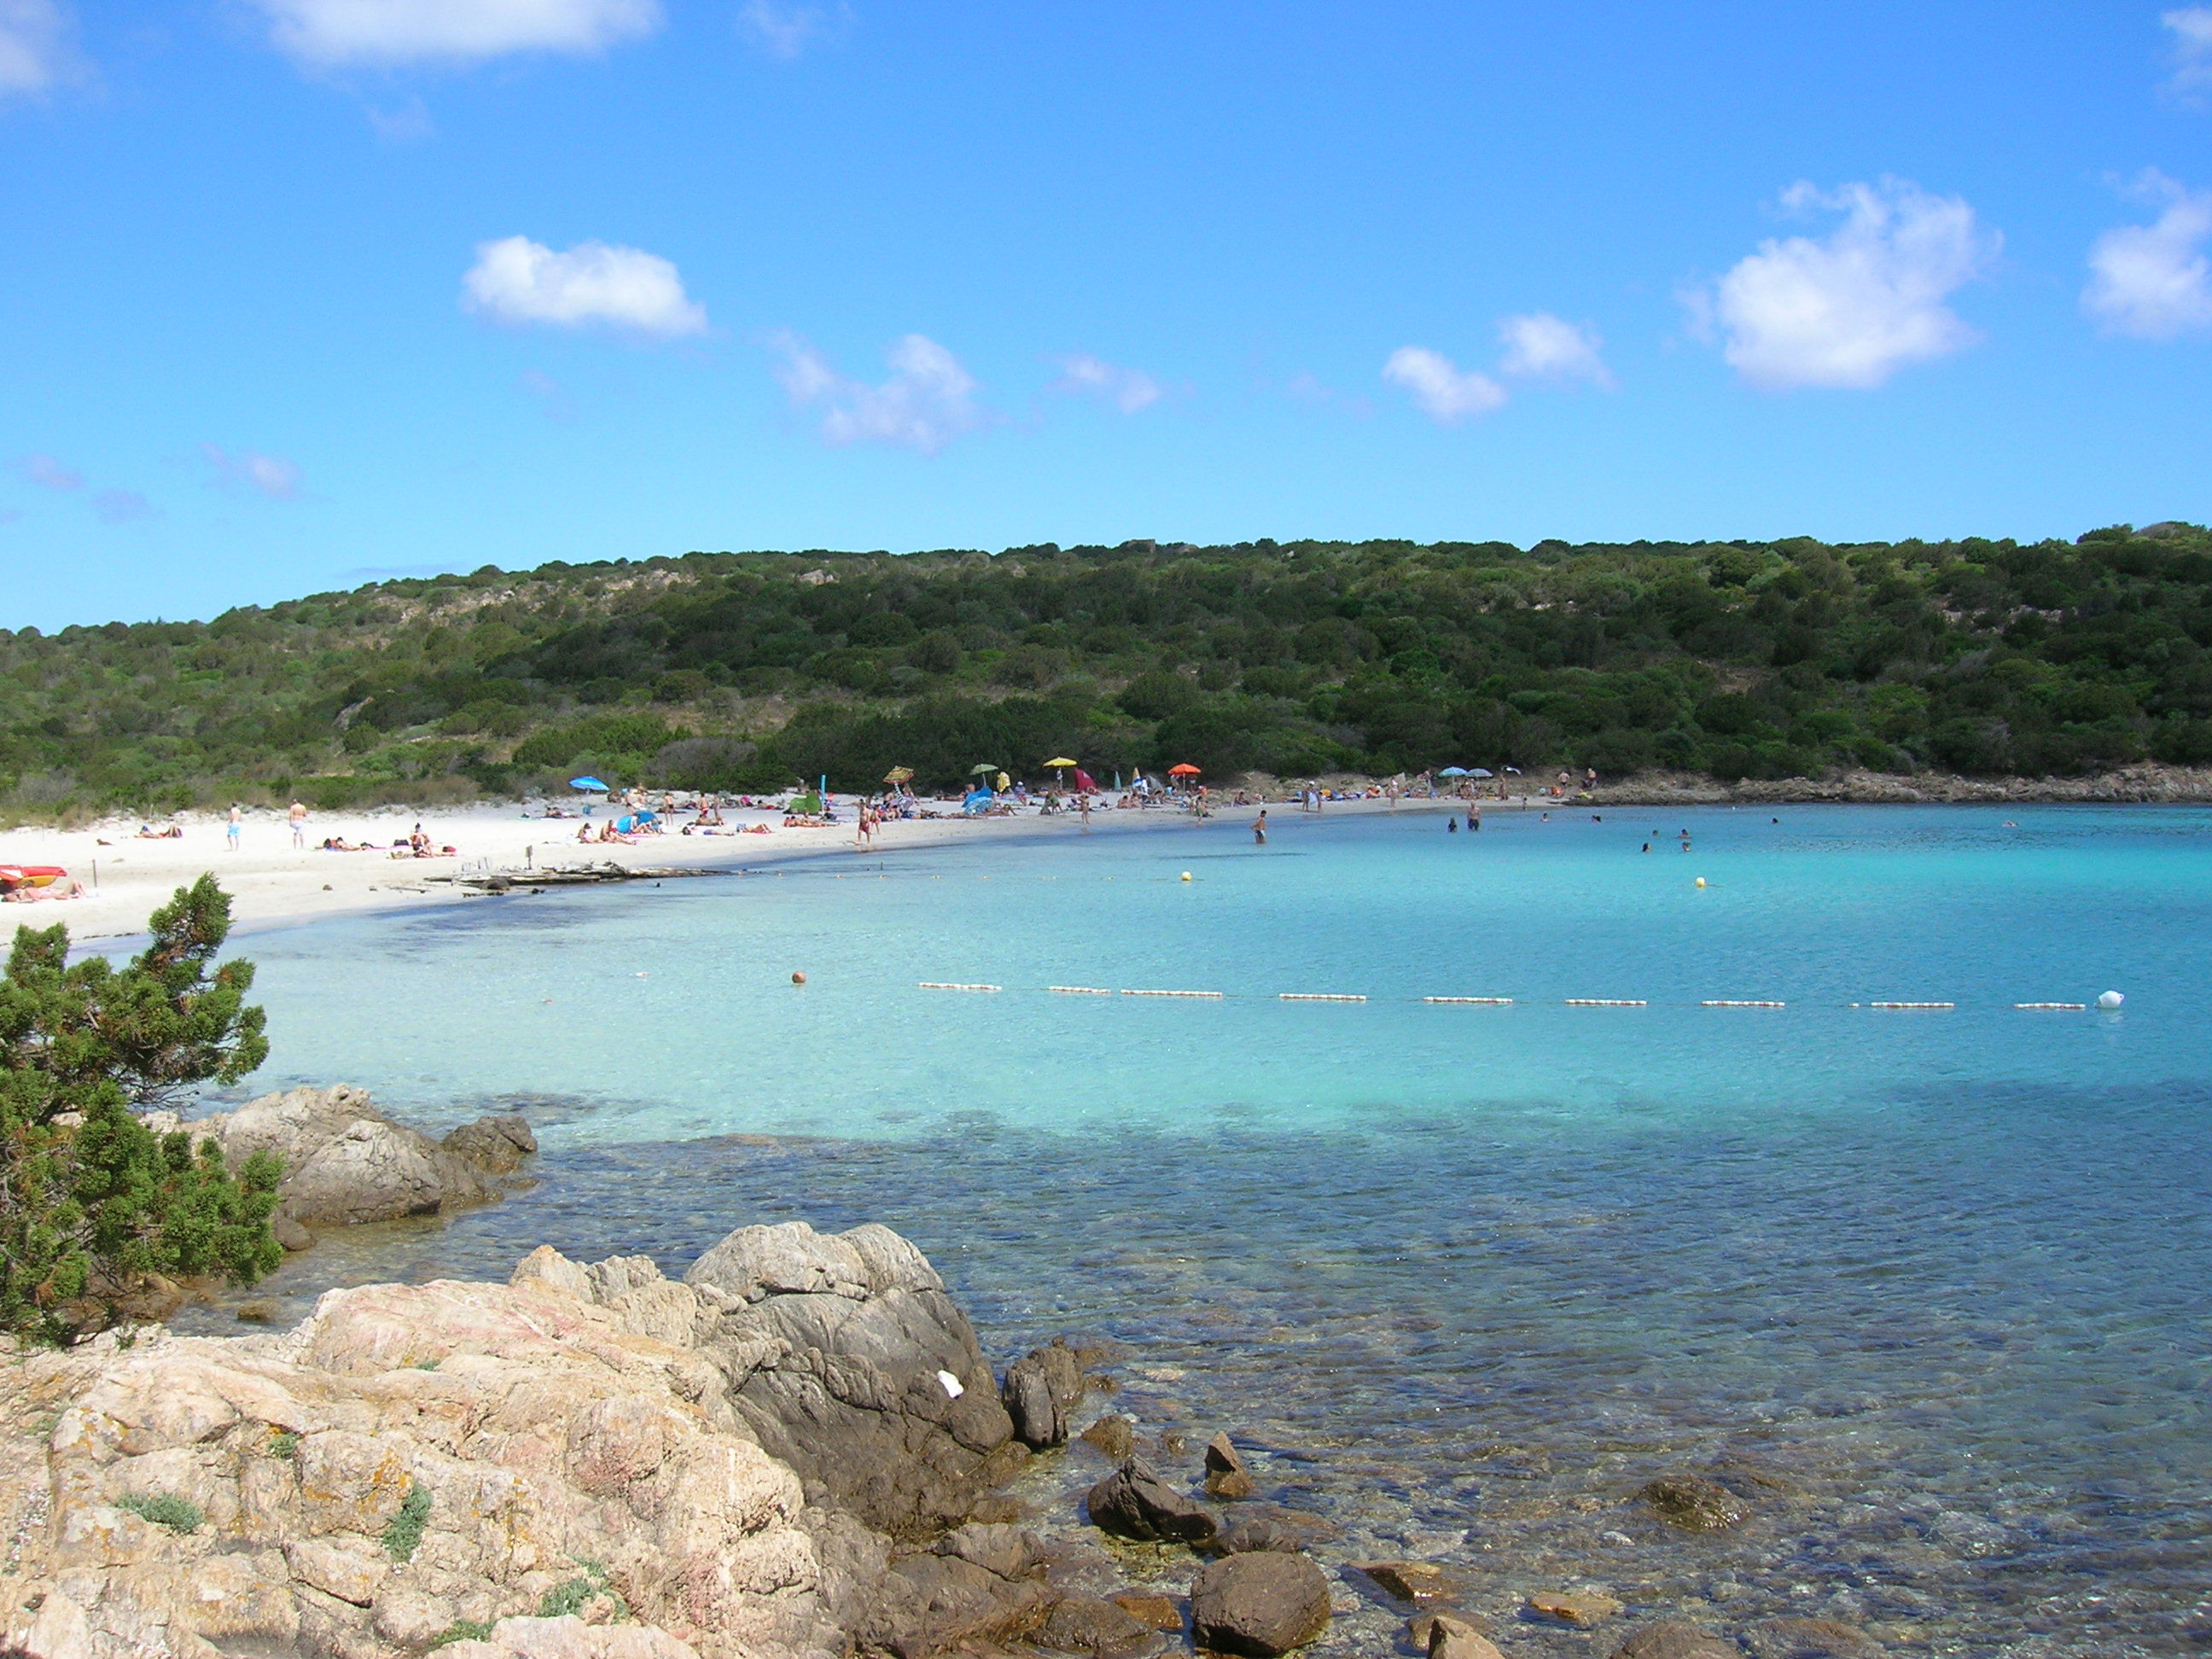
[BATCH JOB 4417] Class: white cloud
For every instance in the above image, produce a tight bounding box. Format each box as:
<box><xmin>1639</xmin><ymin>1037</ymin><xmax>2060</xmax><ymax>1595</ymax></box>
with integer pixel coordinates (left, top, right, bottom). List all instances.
<box><xmin>1700</xmin><ymin>178</ymin><xmax>1997</xmax><ymax>390</ymax></box>
<box><xmin>253</xmin><ymin>0</ymin><xmax>661</xmax><ymax>67</ymax></box>
<box><xmin>367</xmin><ymin>96</ymin><xmax>434</xmax><ymax>143</ymax></box>
<box><xmin>1053</xmin><ymin>354</ymin><xmax>1162</xmax><ymax>414</ymax></box>
<box><xmin>1496</xmin><ymin>312</ymin><xmax>1612</xmax><ymax>387</ymax></box>
<box><xmin>2164</xmin><ymin>7</ymin><xmax>2212</xmax><ymax>100</ymax></box>
<box><xmin>738</xmin><ymin>0</ymin><xmax>839</xmax><ymax>58</ymax></box>
<box><xmin>771</xmin><ymin>331</ymin><xmax>981</xmax><ymax>453</ymax></box>
<box><xmin>203</xmin><ymin>444</ymin><xmax>303</xmax><ymax>499</ymax></box>
<box><xmin>2084</xmin><ymin>172</ymin><xmax>2212</xmax><ymax>339</ymax></box>
<box><xmin>0</xmin><ymin>0</ymin><xmax>72</xmax><ymax>96</ymax></box>
<box><xmin>463</xmin><ymin>236</ymin><xmax>707</xmax><ymax>336</ymax></box>
<box><xmin>1382</xmin><ymin>346</ymin><xmax>1508</xmax><ymax>423</ymax></box>
<box><xmin>16</xmin><ymin>452</ymin><xmax>82</xmax><ymax>490</ymax></box>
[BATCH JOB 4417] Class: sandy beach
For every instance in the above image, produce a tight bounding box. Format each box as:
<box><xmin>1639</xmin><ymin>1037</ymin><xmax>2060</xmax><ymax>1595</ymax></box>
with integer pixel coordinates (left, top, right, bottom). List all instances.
<box><xmin>3</xmin><ymin>794</ymin><xmax>1436</xmax><ymax>943</ymax></box>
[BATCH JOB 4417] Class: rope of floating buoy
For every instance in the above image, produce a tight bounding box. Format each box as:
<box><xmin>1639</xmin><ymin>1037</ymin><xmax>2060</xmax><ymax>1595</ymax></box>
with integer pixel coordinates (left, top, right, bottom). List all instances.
<box><xmin>1120</xmin><ymin>988</ymin><xmax>1224</xmax><ymax>998</ymax></box>
<box><xmin>917</xmin><ymin>981</ymin><xmax>1001</xmax><ymax>992</ymax></box>
<box><xmin>1564</xmin><ymin>998</ymin><xmax>1647</xmax><ymax>1007</ymax></box>
<box><xmin>2014</xmin><ymin>1002</ymin><xmax>2087</xmax><ymax>1010</ymax></box>
<box><xmin>1702</xmin><ymin>1000</ymin><xmax>1787</xmax><ymax>1008</ymax></box>
<box><xmin>1047</xmin><ymin>985</ymin><xmax>1113</xmax><ymax>996</ymax></box>
<box><xmin>1423</xmin><ymin>996</ymin><xmax>1514</xmax><ymax>1004</ymax></box>
<box><xmin>1866</xmin><ymin>1001</ymin><xmax>1953</xmax><ymax>1010</ymax></box>
<box><xmin>1278</xmin><ymin>992</ymin><xmax>1367</xmax><ymax>1002</ymax></box>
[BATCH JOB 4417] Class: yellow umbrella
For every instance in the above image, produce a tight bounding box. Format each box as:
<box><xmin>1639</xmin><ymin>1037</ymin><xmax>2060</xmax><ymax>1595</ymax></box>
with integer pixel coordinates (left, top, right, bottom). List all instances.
<box><xmin>883</xmin><ymin>766</ymin><xmax>914</xmax><ymax>783</ymax></box>
<box><xmin>1045</xmin><ymin>756</ymin><xmax>1077</xmax><ymax>789</ymax></box>
<box><xmin>1044</xmin><ymin>757</ymin><xmax>1078</xmax><ymax>768</ymax></box>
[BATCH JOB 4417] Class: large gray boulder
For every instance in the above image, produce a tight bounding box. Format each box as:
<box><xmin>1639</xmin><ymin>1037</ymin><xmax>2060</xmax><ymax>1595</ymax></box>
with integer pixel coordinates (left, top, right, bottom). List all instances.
<box><xmin>185</xmin><ymin>1085</ymin><xmax>533</xmax><ymax>1232</ymax></box>
<box><xmin>683</xmin><ymin>1220</ymin><xmax>1021</xmax><ymax>1538</ymax></box>
<box><xmin>282</xmin><ymin>1118</ymin><xmax>496</xmax><ymax>1226</ymax></box>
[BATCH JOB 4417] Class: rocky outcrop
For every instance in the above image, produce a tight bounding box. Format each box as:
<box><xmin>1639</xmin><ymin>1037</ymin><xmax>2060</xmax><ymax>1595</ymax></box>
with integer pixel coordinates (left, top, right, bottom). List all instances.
<box><xmin>670</xmin><ymin>1220</ymin><xmax>1022</xmax><ymax>1538</ymax></box>
<box><xmin>169</xmin><ymin>1086</ymin><xmax>534</xmax><ymax>1238</ymax></box>
<box><xmin>0</xmin><ymin>1258</ymin><xmax>839</xmax><ymax>1659</ymax></box>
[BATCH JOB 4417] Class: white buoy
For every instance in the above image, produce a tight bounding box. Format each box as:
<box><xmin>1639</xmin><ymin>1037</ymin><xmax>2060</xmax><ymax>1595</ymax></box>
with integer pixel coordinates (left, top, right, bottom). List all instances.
<box><xmin>1181</xmin><ymin>871</ymin><xmax>1192</xmax><ymax>882</ymax></box>
<box><xmin>2098</xmin><ymin>990</ymin><xmax>2124</xmax><ymax>1009</ymax></box>
<box><xmin>1694</xmin><ymin>876</ymin><xmax>1707</xmax><ymax>888</ymax></box>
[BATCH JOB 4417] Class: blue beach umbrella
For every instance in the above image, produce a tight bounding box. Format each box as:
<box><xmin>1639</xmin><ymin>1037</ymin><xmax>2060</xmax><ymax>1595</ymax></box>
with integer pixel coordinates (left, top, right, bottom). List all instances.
<box><xmin>569</xmin><ymin>776</ymin><xmax>610</xmax><ymax>791</ymax></box>
<box><xmin>1438</xmin><ymin>766</ymin><xmax>1470</xmax><ymax>777</ymax></box>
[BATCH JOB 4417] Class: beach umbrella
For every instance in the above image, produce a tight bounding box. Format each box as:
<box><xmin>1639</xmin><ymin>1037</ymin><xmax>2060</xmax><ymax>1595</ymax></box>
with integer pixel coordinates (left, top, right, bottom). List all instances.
<box><xmin>1168</xmin><ymin>763</ymin><xmax>1202</xmax><ymax>777</ymax></box>
<box><xmin>884</xmin><ymin>766</ymin><xmax>914</xmax><ymax>784</ymax></box>
<box><xmin>568</xmin><ymin>776</ymin><xmax>610</xmax><ymax>792</ymax></box>
<box><xmin>1044</xmin><ymin>755</ymin><xmax>1077</xmax><ymax>789</ymax></box>
<box><xmin>1470</xmin><ymin>767</ymin><xmax>1493</xmax><ymax>778</ymax></box>
<box><xmin>969</xmin><ymin>763</ymin><xmax>998</xmax><ymax>777</ymax></box>
<box><xmin>1438</xmin><ymin>766</ymin><xmax>1470</xmax><ymax>777</ymax></box>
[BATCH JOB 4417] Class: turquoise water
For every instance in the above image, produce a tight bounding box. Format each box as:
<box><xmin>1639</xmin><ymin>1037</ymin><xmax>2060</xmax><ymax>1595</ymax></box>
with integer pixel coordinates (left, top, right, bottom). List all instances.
<box><xmin>204</xmin><ymin>806</ymin><xmax>2212</xmax><ymax>1655</ymax></box>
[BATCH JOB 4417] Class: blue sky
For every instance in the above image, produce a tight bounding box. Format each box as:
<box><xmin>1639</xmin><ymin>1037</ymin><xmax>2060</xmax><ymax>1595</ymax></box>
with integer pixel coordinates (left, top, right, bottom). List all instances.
<box><xmin>1</xmin><ymin>1</ymin><xmax>2208</xmax><ymax>628</ymax></box>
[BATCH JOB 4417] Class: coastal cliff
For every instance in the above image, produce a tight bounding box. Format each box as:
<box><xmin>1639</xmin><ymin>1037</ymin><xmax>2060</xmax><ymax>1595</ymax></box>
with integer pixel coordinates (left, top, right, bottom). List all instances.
<box><xmin>0</xmin><ymin>1222</ymin><xmax>1042</xmax><ymax>1659</ymax></box>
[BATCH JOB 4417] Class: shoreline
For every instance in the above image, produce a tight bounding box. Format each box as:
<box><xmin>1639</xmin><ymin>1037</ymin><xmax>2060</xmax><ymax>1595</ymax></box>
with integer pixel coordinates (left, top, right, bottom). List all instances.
<box><xmin>12</xmin><ymin>766</ymin><xmax>2211</xmax><ymax>945</ymax></box>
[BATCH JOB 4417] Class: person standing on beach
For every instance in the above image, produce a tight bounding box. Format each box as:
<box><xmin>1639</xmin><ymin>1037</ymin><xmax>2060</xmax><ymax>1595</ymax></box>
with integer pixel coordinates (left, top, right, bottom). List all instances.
<box><xmin>1252</xmin><ymin>810</ymin><xmax>1266</xmax><ymax>844</ymax></box>
<box><xmin>226</xmin><ymin>805</ymin><xmax>241</xmax><ymax>851</ymax></box>
<box><xmin>1080</xmin><ymin>792</ymin><xmax>1092</xmax><ymax>832</ymax></box>
<box><xmin>288</xmin><ymin>800</ymin><xmax>307</xmax><ymax>848</ymax></box>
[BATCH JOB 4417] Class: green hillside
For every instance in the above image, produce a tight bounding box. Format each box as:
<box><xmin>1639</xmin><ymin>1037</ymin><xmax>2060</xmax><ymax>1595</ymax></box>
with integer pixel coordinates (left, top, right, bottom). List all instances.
<box><xmin>9</xmin><ymin>523</ymin><xmax>2212</xmax><ymax>818</ymax></box>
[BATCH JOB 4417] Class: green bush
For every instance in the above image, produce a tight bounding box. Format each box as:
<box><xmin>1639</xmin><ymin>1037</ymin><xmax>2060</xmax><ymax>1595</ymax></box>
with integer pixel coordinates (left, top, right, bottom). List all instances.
<box><xmin>117</xmin><ymin>1492</ymin><xmax>203</xmax><ymax>1533</ymax></box>
<box><xmin>383</xmin><ymin>1480</ymin><xmax>431</xmax><ymax>1562</ymax></box>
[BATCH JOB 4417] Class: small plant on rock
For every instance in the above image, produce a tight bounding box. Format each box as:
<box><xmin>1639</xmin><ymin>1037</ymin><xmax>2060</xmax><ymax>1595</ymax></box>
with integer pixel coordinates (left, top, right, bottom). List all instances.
<box><xmin>426</xmin><ymin>1621</ymin><xmax>494</xmax><ymax>1650</ymax></box>
<box><xmin>266</xmin><ymin>1429</ymin><xmax>300</xmax><ymax>1459</ymax></box>
<box><xmin>538</xmin><ymin>1559</ymin><xmax>629</xmax><ymax>1622</ymax></box>
<box><xmin>383</xmin><ymin>1479</ymin><xmax>431</xmax><ymax>1562</ymax></box>
<box><xmin>117</xmin><ymin>1492</ymin><xmax>203</xmax><ymax>1534</ymax></box>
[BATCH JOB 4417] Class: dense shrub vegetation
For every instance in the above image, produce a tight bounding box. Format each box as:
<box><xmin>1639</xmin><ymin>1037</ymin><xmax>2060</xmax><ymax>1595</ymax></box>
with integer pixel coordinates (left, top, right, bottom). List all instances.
<box><xmin>5</xmin><ymin>523</ymin><xmax>2212</xmax><ymax>812</ymax></box>
<box><xmin>0</xmin><ymin>876</ymin><xmax>281</xmax><ymax>1343</ymax></box>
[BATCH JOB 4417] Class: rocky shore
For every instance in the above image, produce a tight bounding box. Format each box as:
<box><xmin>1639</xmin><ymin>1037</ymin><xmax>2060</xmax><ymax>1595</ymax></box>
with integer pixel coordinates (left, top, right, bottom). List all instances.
<box><xmin>0</xmin><ymin>1220</ymin><xmax>1892</xmax><ymax>1659</ymax></box>
<box><xmin>1576</xmin><ymin>761</ymin><xmax>2212</xmax><ymax>806</ymax></box>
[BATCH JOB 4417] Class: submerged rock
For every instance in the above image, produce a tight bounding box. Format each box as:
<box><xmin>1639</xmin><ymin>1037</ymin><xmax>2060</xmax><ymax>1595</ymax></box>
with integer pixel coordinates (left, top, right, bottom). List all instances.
<box><xmin>1034</xmin><ymin>1592</ymin><xmax>1163</xmax><ymax>1658</ymax></box>
<box><xmin>1357</xmin><ymin>1561</ymin><xmax>1463</xmax><ymax>1604</ymax></box>
<box><xmin>1740</xmin><ymin>1617</ymin><xmax>1884</xmax><ymax>1659</ymax></box>
<box><xmin>1612</xmin><ymin>1621</ymin><xmax>1738</xmax><ymax>1659</ymax></box>
<box><xmin>1086</xmin><ymin>1458</ymin><xmax>1220</xmax><ymax>1545</ymax></box>
<box><xmin>1427</xmin><ymin>1614</ymin><xmax>1505</xmax><ymax>1659</ymax></box>
<box><xmin>1639</xmin><ymin>1475</ymin><xmax>1749</xmax><ymax>1533</ymax></box>
<box><xmin>1189</xmin><ymin>1551</ymin><xmax>1330</xmax><ymax>1656</ymax></box>
<box><xmin>1111</xmin><ymin>1592</ymin><xmax>1185</xmax><ymax>1631</ymax></box>
<box><xmin>1080</xmin><ymin>1415</ymin><xmax>1137</xmax><ymax>1461</ymax></box>
<box><xmin>1527</xmin><ymin>1589</ymin><xmax>1623</xmax><ymax>1627</ymax></box>
<box><xmin>1210</xmin><ymin>1516</ymin><xmax>1303</xmax><ymax>1556</ymax></box>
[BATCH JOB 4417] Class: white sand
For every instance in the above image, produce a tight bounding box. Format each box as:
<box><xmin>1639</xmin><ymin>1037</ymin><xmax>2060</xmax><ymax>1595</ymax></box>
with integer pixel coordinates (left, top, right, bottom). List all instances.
<box><xmin>0</xmin><ymin>797</ymin><xmax>1273</xmax><ymax>943</ymax></box>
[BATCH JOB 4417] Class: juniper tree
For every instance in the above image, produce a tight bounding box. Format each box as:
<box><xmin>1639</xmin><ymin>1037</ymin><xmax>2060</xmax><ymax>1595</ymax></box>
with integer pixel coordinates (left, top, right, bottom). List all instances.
<box><xmin>0</xmin><ymin>875</ymin><xmax>281</xmax><ymax>1344</ymax></box>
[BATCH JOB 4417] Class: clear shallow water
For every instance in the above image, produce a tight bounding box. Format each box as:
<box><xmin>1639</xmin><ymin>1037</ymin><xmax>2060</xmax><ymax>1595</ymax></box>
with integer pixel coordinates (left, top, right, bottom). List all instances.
<box><xmin>193</xmin><ymin>806</ymin><xmax>2212</xmax><ymax>1656</ymax></box>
